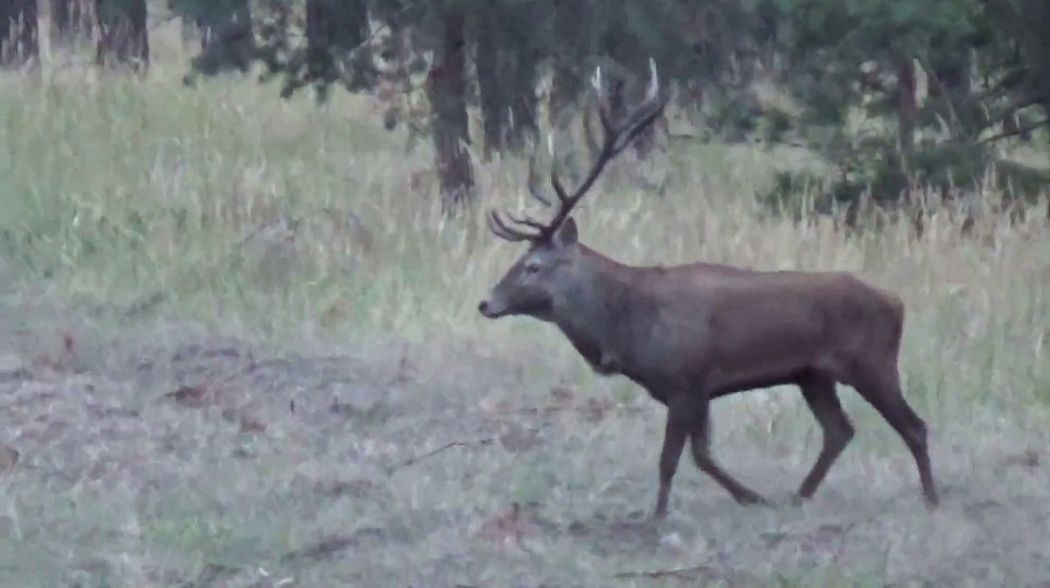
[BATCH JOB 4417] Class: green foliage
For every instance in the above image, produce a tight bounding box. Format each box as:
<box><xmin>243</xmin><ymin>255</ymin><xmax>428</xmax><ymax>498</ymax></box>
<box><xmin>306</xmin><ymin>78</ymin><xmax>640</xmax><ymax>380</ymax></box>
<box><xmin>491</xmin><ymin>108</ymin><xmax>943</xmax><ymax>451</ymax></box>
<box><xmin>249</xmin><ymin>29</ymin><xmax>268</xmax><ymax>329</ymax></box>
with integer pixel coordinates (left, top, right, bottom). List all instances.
<box><xmin>161</xmin><ymin>0</ymin><xmax>1050</xmax><ymax>209</ymax></box>
<box><xmin>254</xmin><ymin>0</ymin><xmax>376</xmax><ymax>101</ymax></box>
<box><xmin>754</xmin><ymin>0</ymin><xmax>1049</xmax><ymax>209</ymax></box>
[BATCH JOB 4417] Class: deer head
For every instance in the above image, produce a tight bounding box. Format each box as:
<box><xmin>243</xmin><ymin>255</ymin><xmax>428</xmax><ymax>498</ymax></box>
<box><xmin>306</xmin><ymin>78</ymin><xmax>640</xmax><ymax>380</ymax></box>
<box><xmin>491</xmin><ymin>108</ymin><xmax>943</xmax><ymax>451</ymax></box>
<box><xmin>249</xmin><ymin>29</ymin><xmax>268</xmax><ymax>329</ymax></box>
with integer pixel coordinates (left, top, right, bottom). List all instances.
<box><xmin>478</xmin><ymin>59</ymin><xmax>667</xmax><ymax>321</ymax></box>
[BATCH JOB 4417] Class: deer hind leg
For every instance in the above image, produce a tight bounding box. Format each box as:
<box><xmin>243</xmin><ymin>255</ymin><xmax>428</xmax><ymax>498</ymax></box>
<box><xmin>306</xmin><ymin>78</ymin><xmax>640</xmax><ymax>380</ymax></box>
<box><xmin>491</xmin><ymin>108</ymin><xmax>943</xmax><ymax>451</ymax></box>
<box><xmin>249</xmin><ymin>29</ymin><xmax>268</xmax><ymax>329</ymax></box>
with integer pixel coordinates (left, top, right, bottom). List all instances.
<box><xmin>851</xmin><ymin>362</ymin><xmax>939</xmax><ymax>508</ymax></box>
<box><xmin>688</xmin><ymin>398</ymin><xmax>767</xmax><ymax>506</ymax></box>
<box><xmin>796</xmin><ymin>371</ymin><xmax>855</xmax><ymax>501</ymax></box>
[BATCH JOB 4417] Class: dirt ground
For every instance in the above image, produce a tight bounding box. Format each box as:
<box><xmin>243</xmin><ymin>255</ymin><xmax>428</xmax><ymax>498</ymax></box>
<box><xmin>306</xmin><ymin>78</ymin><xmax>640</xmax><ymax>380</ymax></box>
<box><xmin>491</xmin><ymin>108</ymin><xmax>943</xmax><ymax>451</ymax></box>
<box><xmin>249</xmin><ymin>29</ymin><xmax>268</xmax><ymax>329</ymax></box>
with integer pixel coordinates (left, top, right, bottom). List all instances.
<box><xmin>1</xmin><ymin>290</ymin><xmax>1049</xmax><ymax>587</ymax></box>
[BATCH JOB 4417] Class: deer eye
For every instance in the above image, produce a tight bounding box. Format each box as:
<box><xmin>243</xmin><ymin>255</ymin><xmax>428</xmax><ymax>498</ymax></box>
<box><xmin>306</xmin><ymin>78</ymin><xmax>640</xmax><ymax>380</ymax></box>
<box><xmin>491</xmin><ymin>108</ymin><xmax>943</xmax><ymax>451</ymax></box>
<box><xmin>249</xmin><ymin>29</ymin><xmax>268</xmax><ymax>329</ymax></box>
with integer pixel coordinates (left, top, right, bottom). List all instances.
<box><xmin>524</xmin><ymin>261</ymin><xmax>542</xmax><ymax>274</ymax></box>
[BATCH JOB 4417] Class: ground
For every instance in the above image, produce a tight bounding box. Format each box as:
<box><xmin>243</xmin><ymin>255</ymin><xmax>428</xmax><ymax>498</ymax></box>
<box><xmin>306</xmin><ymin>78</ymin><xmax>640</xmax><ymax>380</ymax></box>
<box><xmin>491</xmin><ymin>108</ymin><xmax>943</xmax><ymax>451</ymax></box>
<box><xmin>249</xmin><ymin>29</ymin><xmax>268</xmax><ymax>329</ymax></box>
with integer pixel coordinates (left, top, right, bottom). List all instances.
<box><xmin>1</xmin><ymin>278</ymin><xmax>1049</xmax><ymax>587</ymax></box>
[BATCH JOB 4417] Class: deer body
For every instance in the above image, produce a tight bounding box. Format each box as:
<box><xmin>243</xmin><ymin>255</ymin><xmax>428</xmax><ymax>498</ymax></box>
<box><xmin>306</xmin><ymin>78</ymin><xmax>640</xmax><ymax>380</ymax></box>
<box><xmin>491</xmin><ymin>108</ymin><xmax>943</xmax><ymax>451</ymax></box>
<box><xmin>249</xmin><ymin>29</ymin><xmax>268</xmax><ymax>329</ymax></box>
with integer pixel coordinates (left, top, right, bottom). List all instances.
<box><xmin>479</xmin><ymin>59</ymin><xmax>937</xmax><ymax>518</ymax></box>
<box><xmin>550</xmin><ymin>245</ymin><xmax>905</xmax><ymax>403</ymax></box>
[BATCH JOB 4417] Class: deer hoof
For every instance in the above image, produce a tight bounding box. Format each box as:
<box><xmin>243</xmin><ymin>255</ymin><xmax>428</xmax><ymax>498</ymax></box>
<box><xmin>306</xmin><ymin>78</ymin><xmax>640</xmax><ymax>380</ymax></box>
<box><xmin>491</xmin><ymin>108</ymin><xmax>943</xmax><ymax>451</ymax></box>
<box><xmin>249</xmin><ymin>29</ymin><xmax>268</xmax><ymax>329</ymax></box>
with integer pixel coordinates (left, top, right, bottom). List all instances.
<box><xmin>736</xmin><ymin>492</ymin><xmax>768</xmax><ymax>506</ymax></box>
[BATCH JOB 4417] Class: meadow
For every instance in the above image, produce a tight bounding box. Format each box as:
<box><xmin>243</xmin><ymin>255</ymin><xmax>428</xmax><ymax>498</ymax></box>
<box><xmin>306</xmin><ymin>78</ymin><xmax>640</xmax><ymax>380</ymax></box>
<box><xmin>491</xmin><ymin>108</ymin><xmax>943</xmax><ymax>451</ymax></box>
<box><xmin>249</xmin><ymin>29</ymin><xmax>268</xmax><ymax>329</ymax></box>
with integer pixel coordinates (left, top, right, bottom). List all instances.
<box><xmin>1</xmin><ymin>29</ymin><xmax>1050</xmax><ymax>587</ymax></box>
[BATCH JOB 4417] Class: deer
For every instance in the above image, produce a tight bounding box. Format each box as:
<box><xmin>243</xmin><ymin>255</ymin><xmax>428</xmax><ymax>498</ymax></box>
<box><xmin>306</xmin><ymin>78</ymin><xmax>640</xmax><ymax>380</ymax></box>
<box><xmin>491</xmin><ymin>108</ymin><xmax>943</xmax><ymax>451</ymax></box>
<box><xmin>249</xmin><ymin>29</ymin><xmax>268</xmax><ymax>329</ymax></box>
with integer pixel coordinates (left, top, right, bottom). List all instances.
<box><xmin>477</xmin><ymin>60</ymin><xmax>939</xmax><ymax>519</ymax></box>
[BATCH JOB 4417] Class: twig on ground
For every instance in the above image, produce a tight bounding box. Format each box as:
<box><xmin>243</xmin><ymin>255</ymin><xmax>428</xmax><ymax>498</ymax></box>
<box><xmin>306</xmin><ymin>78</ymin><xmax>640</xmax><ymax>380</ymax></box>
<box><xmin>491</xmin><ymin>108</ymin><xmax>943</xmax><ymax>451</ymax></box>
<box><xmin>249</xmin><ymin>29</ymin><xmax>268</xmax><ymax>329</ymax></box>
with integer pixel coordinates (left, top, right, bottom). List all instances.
<box><xmin>388</xmin><ymin>436</ymin><xmax>499</xmax><ymax>472</ymax></box>
<box><xmin>388</xmin><ymin>403</ymin><xmax>650</xmax><ymax>436</ymax></box>
<box><xmin>613</xmin><ymin>564</ymin><xmax>716</xmax><ymax>580</ymax></box>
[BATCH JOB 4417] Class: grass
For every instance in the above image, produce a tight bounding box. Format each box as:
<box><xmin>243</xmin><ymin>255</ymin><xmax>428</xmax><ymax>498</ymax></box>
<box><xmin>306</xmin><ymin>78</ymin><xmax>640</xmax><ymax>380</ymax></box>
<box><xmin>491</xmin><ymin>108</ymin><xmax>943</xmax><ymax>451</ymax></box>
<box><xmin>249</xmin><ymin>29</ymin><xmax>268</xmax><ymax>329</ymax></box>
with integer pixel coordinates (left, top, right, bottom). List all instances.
<box><xmin>1</xmin><ymin>40</ymin><xmax>1050</xmax><ymax>586</ymax></box>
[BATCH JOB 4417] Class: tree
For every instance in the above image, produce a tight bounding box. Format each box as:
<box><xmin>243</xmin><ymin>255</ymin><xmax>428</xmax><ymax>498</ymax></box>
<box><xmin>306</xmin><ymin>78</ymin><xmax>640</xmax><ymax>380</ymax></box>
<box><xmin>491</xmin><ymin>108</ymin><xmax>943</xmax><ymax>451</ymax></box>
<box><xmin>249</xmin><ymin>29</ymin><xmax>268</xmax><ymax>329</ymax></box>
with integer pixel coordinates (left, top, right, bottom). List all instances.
<box><xmin>760</xmin><ymin>0</ymin><xmax>1045</xmax><ymax>211</ymax></box>
<box><xmin>549</xmin><ymin>0</ymin><xmax>593</xmax><ymax>122</ymax></box>
<box><xmin>237</xmin><ymin>0</ymin><xmax>1045</xmax><ymax>216</ymax></box>
<box><xmin>471</xmin><ymin>0</ymin><xmax>545</xmax><ymax>158</ymax></box>
<box><xmin>545</xmin><ymin>0</ymin><xmax>772</xmax><ymax>159</ymax></box>
<box><xmin>255</xmin><ymin>0</ymin><xmax>476</xmax><ymax>210</ymax></box>
<box><xmin>473</xmin><ymin>1</ymin><xmax>506</xmax><ymax>159</ymax></box>
<box><xmin>254</xmin><ymin>0</ymin><xmax>372</xmax><ymax>100</ymax></box>
<box><xmin>172</xmin><ymin>0</ymin><xmax>255</xmax><ymax>77</ymax></box>
<box><xmin>50</xmin><ymin>0</ymin><xmax>92</xmax><ymax>46</ymax></box>
<box><xmin>95</xmin><ymin>0</ymin><xmax>148</xmax><ymax>71</ymax></box>
<box><xmin>427</xmin><ymin>4</ymin><xmax>473</xmax><ymax>209</ymax></box>
<box><xmin>0</xmin><ymin>0</ymin><xmax>38</xmax><ymax>66</ymax></box>
<box><xmin>980</xmin><ymin>0</ymin><xmax>1050</xmax><ymax>135</ymax></box>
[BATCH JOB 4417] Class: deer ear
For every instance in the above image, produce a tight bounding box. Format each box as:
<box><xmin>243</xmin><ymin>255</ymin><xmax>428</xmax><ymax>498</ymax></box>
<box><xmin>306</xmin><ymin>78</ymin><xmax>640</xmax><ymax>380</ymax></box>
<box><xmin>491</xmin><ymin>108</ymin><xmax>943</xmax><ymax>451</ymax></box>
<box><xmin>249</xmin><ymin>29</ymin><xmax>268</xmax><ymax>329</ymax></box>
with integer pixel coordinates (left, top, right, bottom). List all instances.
<box><xmin>554</xmin><ymin>217</ymin><xmax>578</xmax><ymax>247</ymax></box>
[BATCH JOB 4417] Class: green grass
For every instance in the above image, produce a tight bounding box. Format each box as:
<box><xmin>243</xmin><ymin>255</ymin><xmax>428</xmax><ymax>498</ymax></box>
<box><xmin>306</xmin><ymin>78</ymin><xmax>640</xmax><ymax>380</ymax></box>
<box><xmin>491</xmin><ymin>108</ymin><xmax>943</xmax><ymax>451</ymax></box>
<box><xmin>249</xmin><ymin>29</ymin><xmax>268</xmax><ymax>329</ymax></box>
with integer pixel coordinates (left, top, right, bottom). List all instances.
<box><xmin>1</xmin><ymin>48</ymin><xmax>1050</xmax><ymax>587</ymax></box>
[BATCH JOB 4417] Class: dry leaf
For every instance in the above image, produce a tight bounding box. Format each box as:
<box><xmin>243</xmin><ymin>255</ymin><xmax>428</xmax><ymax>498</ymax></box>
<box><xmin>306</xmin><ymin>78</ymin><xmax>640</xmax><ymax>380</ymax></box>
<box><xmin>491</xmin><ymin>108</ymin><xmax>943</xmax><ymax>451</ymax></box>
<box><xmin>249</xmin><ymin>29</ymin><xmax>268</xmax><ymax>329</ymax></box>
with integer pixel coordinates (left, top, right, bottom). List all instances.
<box><xmin>478</xmin><ymin>393</ymin><xmax>512</xmax><ymax>415</ymax></box>
<box><xmin>283</xmin><ymin>534</ymin><xmax>357</xmax><ymax>563</ymax></box>
<box><xmin>548</xmin><ymin>386</ymin><xmax>573</xmax><ymax>410</ymax></box>
<box><xmin>1002</xmin><ymin>449</ymin><xmax>1039</xmax><ymax>469</ymax></box>
<box><xmin>580</xmin><ymin>397</ymin><xmax>615</xmax><ymax>423</ymax></box>
<box><xmin>239</xmin><ymin>414</ymin><xmax>267</xmax><ymax>434</ymax></box>
<box><xmin>499</xmin><ymin>423</ymin><xmax>542</xmax><ymax>452</ymax></box>
<box><xmin>0</xmin><ymin>446</ymin><xmax>19</xmax><ymax>475</ymax></box>
<box><xmin>315</xmin><ymin>478</ymin><xmax>376</xmax><ymax>499</ymax></box>
<box><xmin>165</xmin><ymin>385</ymin><xmax>209</xmax><ymax>408</ymax></box>
<box><xmin>476</xmin><ymin>502</ymin><xmax>536</xmax><ymax>545</ymax></box>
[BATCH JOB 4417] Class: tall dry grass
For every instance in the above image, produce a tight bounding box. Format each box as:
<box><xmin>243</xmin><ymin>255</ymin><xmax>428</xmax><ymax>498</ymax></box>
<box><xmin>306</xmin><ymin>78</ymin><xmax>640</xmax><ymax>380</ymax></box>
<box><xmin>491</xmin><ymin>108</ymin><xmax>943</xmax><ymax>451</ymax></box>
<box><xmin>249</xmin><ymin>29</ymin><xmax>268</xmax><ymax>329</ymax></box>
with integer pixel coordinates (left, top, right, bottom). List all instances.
<box><xmin>2</xmin><ymin>58</ymin><xmax>1049</xmax><ymax>417</ymax></box>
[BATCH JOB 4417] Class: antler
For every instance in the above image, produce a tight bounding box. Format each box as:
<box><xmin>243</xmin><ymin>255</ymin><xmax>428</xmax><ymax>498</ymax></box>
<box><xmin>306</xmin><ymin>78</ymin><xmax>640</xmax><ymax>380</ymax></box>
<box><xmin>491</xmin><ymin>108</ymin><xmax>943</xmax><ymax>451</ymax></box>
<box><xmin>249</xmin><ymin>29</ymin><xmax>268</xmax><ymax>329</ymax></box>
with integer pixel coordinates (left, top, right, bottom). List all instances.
<box><xmin>488</xmin><ymin>58</ymin><xmax>667</xmax><ymax>244</ymax></box>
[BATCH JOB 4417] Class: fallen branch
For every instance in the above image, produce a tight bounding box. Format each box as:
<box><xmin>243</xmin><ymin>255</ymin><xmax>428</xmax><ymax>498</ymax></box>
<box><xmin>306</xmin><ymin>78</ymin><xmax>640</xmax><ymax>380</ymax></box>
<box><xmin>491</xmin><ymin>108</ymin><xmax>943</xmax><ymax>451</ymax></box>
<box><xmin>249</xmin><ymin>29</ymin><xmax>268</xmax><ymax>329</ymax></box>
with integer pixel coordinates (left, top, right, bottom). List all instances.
<box><xmin>613</xmin><ymin>564</ymin><xmax>716</xmax><ymax>580</ymax></box>
<box><xmin>385</xmin><ymin>402</ymin><xmax>649</xmax><ymax>438</ymax></box>
<box><xmin>388</xmin><ymin>436</ymin><xmax>499</xmax><ymax>472</ymax></box>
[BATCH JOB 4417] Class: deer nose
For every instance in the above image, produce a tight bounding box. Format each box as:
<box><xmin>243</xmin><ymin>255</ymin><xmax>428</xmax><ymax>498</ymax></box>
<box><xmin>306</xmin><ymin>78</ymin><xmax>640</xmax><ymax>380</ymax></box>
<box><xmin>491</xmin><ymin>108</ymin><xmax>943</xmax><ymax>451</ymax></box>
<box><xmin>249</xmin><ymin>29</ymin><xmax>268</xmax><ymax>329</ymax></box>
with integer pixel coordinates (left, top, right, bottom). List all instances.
<box><xmin>478</xmin><ymin>300</ymin><xmax>489</xmax><ymax>315</ymax></box>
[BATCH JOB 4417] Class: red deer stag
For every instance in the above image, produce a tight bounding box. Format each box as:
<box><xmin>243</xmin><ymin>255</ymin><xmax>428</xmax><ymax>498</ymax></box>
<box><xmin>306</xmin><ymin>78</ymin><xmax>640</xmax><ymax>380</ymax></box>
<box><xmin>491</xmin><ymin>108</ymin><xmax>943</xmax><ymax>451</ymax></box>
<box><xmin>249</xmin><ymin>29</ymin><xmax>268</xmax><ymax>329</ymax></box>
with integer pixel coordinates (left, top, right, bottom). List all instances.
<box><xmin>478</xmin><ymin>60</ymin><xmax>939</xmax><ymax>519</ymax></box>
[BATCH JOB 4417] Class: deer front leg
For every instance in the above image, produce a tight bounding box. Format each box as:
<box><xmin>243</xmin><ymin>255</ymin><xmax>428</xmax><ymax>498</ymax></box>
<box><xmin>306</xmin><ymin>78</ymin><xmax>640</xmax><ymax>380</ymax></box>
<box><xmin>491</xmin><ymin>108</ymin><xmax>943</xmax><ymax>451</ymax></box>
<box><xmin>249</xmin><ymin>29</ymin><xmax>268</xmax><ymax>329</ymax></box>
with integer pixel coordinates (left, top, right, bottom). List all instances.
<box><xmin>689</xmin><ymin>397</ymin><xmax>768</xmax><ymax>506</ymax></box>
<box><xmin>653</xmin><ymin>399</ymin><xmax>691</xmax><ymax>519</ymax></box>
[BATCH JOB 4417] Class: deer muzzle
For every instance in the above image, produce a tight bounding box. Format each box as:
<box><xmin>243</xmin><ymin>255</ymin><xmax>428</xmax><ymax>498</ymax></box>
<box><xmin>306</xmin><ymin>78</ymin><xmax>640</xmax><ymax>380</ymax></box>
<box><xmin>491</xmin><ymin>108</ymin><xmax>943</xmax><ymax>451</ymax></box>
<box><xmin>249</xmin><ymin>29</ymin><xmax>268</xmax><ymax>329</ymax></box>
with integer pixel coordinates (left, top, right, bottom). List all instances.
<box><xmin>478</xmin><ymin>299</ymin><xmax>508</xmax><ymax>319</ymax></box>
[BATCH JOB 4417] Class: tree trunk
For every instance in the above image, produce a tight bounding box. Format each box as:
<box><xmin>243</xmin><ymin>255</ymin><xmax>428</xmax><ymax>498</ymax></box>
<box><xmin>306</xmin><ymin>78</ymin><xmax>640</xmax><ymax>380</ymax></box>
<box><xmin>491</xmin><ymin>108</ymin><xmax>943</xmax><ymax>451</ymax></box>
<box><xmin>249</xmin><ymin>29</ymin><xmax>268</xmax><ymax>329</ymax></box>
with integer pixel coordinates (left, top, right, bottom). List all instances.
<box><xmin>305</xmin><ymin>0</ymin><xmax>368</xmax><ymax>93</ymax></box>
<box><xmin>473</xmin><ymin>2</ymin><xmax>539</xmax><ymax>159</ymax></box>
<box><xmin>95</xmin><ymin>0</ymin><xmax>148</xmax><ymax>72</ymax></box>
<box><xmin>896</xmin><ymin>59</ymin><xmax>917</xmax><ymax>163</ymax></box>
<box><xmin>0</xmin><ymin>0</ymin><xmax>38</xmax><ymax>66</ymax></box>
<box><xmin>474</xmin><ymin>3</ymin><xmax>506</xmax><ymax>160</ymax></box>
<box><xmin>191</xmin><ymin>0</ymin><xmax>253</xmax><ymax>76</ymax></box>
<box><xmin>51</xmin><ymin>0</ymin><xmax>90</xmax><ymax>46</ymax></box>
<box><xmin>981</xmin><ymin>0</ymin><xmax>1050</xmax><ymax>138</ymax></box>
<box><xmin>180</xmin><ymin>14</ymin><xmax>196</xmax><ymax>47</ymax></box>
<box><xmin>929</xmin><ymin>49</ymin><xmax>977</xmax><ymax>138</ymax></box>
<box><xmin>550</xmin><ymin>0</ymin><xmax>588</xmax><ymax>123</ymax></box>
<box><xmin>505</xmin><ymin>46</ymin><xmax>539</xmax><ymax>152</ymax></box>
<box><xmin>427</xmin><ymin>6</ymin><xmax>473</xmax><ymax>211</ymax></box>
<box><xmin>51</xmin><ymin>0</ymin><xmax>72</xmax><ymax>44</ymax></box>
<box><xmin>549</xmin><ymin>0</ymin><xmax>592</xmax><ymax>176</ymax></box>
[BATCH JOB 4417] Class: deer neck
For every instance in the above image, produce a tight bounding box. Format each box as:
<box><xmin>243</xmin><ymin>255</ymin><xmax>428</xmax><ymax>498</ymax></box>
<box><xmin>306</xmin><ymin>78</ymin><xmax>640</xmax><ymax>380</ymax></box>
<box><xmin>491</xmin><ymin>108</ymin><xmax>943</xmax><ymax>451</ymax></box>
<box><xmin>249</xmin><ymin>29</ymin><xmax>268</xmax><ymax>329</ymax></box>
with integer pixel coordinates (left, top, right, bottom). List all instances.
<box><xmin>553</xmin><ymin>245</ymin><xmax>648</xmax><ymax>371</ymax></box>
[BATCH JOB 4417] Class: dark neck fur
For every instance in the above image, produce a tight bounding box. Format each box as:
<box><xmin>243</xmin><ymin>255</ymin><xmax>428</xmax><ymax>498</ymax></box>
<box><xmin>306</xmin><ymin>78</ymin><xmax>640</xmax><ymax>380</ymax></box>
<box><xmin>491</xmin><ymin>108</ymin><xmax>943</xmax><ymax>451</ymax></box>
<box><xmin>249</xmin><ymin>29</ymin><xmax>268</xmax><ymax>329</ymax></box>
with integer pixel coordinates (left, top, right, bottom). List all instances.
<box><xmin>552</xmin><ymin>245</ymin><xmax>650</xmax><ymax>371</ymax></box>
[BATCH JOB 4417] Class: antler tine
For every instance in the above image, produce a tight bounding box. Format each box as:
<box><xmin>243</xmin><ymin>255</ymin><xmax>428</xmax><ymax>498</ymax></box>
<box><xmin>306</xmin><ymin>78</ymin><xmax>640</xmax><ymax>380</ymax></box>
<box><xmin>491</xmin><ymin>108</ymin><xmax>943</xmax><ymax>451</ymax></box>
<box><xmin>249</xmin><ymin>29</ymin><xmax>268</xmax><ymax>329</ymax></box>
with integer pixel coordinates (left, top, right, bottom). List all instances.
<box><xmin>507</xmin><ymin>211</ymin><xmax>548</xmax><ymax>231</ymax></box>
<box><xmin>487</xmin><ymin>59</ymin><xmax>664</xmax><ymax>245</ymax></box>
<box><xmin>537</xmin><ymin>59</ymin><xmax>664</xmax><ymax>235</ymax></box>
<box><xmin>487</xmin><ymin>209</ymin><xmax>541</xmax><ymax>242</ymax></box>
<box><xmin>550</xmin><ymin>170</ymin><xmax>570</xmax><ymax>205</ymax></box>
<box><xmin>592</xmin><ymin>64</ymin><xmax>615</xmax><ymax>135</ymax></box>
<box><xmin>609</xmin><ymin>95</ymin><xmax>668</xmax><ymax>157</ymax></box>
<box><xmin>645</xmin><ymin>57</ymin><xmax>659</xmax><ymax>102</ymax></box>
<box><xmin>486</xmin><ymin>211</ymin><xmax>518</xmax><ymax>242</ymax></box>
<box><xmin>608</xmin><ymin>58</ymin><xmax>667</xmax><ymax>155</ymax></box>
